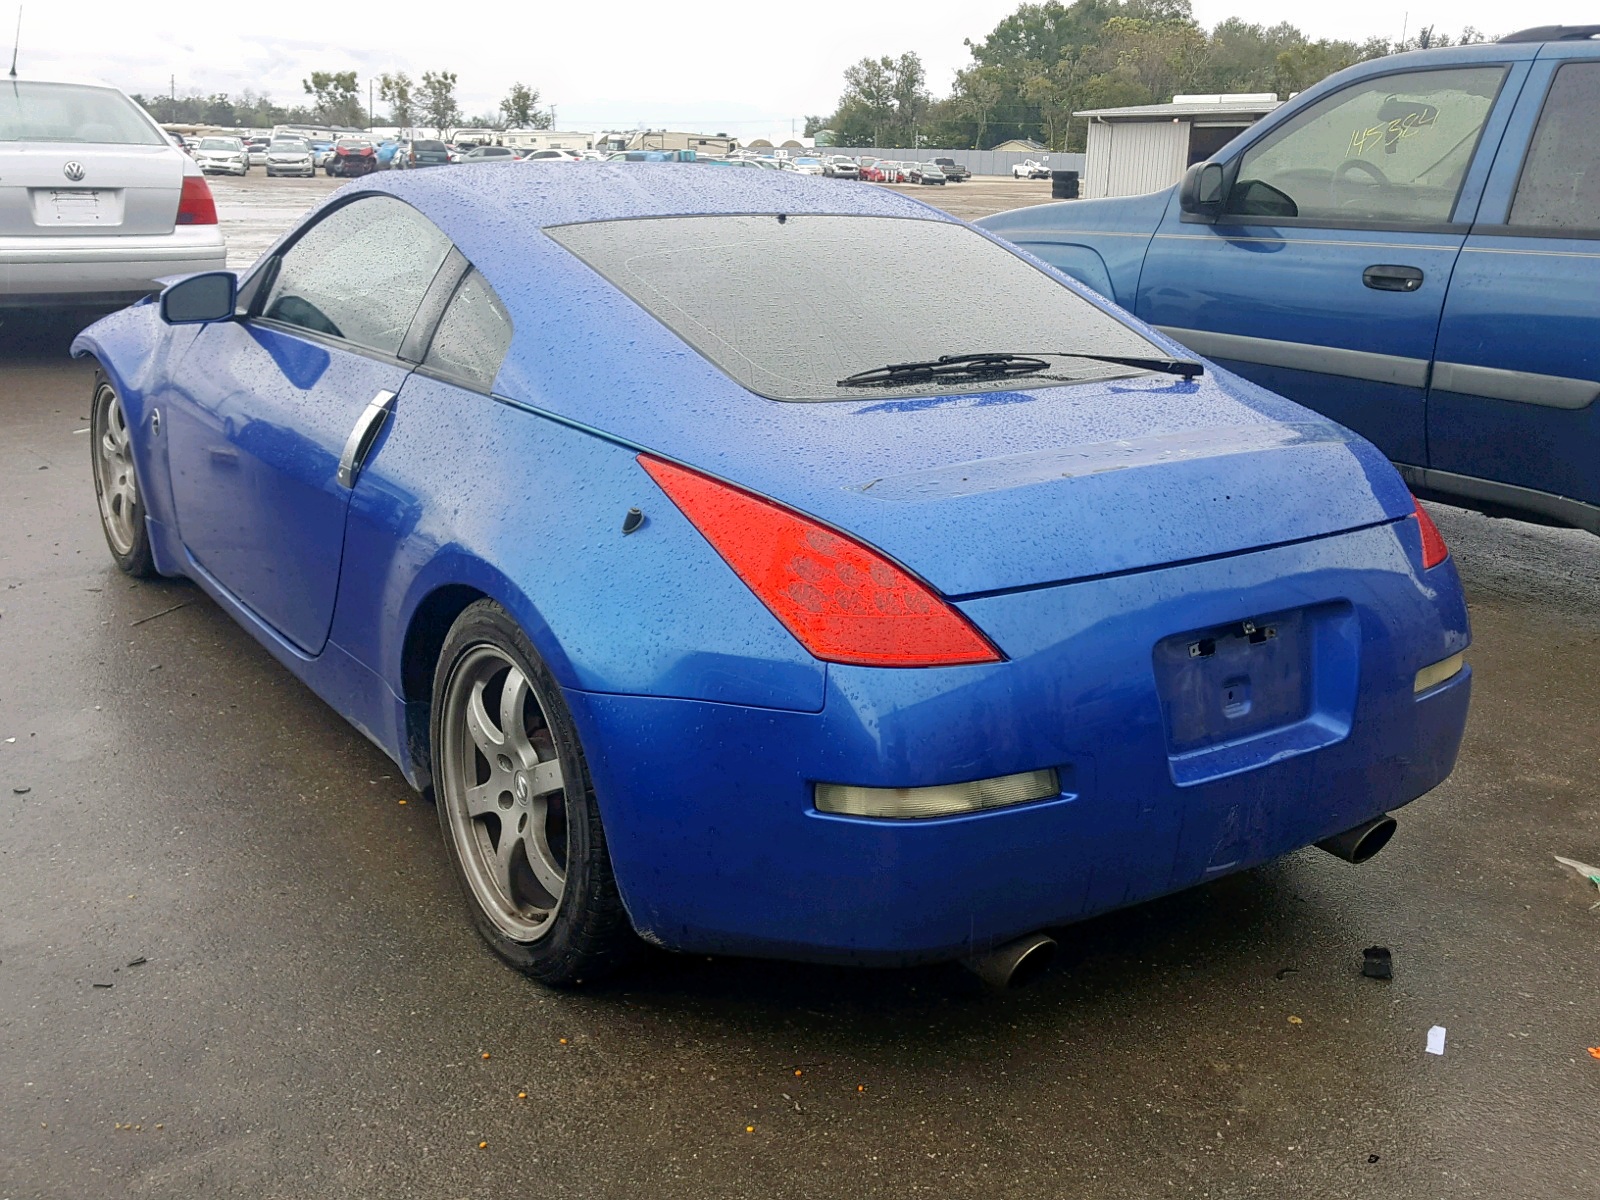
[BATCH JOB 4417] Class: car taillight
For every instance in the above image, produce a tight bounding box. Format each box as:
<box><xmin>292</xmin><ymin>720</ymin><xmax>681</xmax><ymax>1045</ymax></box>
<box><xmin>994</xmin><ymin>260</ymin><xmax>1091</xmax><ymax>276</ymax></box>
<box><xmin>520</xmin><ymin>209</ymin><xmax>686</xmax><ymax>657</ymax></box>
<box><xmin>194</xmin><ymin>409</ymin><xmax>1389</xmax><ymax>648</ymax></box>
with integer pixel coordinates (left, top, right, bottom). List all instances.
<box><xmin>176</xmin><ymin>174</ymin><xmax>217</xmax><ymax>225</ymax></box>
<box><xmin>638</xmin><ymin>455</ymin><xmax>1002</xmax><ymax>668</ymax></box>
<box><xmin>1413</xmin><ymin>496</ymin><xmax>1448</xmax><ymax>569</ymax></box>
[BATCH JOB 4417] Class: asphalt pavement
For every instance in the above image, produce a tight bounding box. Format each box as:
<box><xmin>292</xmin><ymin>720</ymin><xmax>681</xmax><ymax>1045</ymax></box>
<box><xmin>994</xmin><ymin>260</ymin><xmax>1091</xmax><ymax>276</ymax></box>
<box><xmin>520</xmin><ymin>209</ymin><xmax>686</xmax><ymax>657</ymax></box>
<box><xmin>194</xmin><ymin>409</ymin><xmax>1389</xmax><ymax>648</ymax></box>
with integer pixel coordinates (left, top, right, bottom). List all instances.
<box><xmin>1</xmin><ymin>176</ymin><xmax>1597</xmax><ymax>1199</ymax></box>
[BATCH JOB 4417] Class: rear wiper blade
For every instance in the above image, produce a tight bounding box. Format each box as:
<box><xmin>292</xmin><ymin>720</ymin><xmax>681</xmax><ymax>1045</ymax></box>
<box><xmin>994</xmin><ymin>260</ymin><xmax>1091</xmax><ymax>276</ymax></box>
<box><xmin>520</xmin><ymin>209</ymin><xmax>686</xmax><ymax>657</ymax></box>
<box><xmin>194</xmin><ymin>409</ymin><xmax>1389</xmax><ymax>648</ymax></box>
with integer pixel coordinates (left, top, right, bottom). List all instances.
<box><xmin>837</xmin><ymin>349</ymin><xmax>1203</xmax><ymax>388</ymax></box>
<box><xmin>837</xmin><ymin>353</ymin><xmax>1052</xmax><ymax>388</ymax></box>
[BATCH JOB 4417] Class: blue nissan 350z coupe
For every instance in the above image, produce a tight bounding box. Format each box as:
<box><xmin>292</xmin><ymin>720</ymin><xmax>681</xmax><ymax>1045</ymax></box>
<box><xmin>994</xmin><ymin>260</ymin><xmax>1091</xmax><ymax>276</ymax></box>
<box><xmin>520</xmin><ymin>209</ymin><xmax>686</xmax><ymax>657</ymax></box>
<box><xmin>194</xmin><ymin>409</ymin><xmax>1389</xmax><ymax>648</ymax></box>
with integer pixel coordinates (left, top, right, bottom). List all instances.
<box><xmin>75</xmin><ymin>165</ymin><xmax>1472</xmax><ymax>987</ymax></box>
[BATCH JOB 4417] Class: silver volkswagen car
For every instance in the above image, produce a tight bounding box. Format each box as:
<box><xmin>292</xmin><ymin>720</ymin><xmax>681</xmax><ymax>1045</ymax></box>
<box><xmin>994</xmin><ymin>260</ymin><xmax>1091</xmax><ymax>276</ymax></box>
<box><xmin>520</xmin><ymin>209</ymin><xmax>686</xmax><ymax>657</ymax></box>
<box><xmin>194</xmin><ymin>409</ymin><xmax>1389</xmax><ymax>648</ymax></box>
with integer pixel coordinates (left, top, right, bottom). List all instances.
<box><xmin>1</xmin><ymin>77</ymin><xmax>227</xmax><ymax>309</ymax></box>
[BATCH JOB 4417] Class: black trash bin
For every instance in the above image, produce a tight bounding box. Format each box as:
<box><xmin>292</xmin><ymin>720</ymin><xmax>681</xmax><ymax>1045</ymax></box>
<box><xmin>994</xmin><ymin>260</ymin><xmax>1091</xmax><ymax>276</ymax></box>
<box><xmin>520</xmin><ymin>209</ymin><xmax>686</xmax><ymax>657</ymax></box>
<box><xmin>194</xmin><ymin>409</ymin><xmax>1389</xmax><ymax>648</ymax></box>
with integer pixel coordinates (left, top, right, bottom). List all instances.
<box><xmin>1051</xmin><ymin>170</ymin><xmax>1080</xmax><ymax>200</ymax></box>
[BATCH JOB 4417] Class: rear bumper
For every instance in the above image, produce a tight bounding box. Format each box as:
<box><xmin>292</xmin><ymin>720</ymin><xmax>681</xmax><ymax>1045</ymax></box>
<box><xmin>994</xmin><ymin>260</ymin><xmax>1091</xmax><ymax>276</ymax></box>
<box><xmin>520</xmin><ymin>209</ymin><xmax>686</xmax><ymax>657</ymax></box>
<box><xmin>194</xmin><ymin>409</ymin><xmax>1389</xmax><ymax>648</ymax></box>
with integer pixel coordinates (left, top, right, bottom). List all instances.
<box><xmin>569</xmin><ymin>520</ymin><xmax>1471</xmax><ymax>966</ymax></box>
<box><xmin>199</xmin><ymin>160</ymin><xmax>248</xmax><ymax>175</ymax></box>
<box><xmin>0</xmin><ymin>226</ymin><xmax>227</xmax><ymax>306</ymax></box>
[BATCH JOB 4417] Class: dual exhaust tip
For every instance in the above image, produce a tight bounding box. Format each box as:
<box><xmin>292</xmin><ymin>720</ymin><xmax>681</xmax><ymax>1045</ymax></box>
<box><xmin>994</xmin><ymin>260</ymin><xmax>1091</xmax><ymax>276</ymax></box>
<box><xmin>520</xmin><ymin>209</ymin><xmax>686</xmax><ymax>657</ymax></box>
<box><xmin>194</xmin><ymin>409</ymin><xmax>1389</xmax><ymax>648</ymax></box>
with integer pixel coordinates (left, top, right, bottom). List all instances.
<box><xmin>961</xmin><ymin>813</ymin><xmax>1397</xmax><ymax>989</ymax></box>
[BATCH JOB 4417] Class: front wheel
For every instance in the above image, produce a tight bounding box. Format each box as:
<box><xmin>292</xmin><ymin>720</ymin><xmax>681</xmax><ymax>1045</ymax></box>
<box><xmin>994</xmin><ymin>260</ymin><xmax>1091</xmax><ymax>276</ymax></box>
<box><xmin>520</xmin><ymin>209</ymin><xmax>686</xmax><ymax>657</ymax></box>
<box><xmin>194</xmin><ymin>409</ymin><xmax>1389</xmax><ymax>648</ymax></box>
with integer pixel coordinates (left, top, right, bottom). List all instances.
<box><xmin>89</xmin><ymin>374</ymin><xmax>155</xmax><ymax>577</ymax></box>
<box><xmin>431</xmin><ymin>600</ymin><xmax>636</xmax><ymax>985</ymax></box>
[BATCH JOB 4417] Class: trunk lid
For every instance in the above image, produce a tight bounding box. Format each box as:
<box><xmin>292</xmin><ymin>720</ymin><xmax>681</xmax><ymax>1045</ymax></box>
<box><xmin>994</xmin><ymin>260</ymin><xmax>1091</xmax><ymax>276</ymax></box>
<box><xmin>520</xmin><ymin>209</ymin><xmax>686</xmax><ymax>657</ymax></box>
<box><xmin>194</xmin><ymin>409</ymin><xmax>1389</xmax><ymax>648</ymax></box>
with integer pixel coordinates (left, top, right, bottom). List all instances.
<box><xmin>603</xmin><ymin>374</ymin><xmax>1413</xmax><ymax>597</ymax></box>
<box><xmin>0</xmin><ymin>143</ymin><xmax>183</xmax><ymax>236</ymax></box>
<box><xmin>739</xmin><ymin>386</ymin><xmax>1409</xmax><ymax>595</ymax></box>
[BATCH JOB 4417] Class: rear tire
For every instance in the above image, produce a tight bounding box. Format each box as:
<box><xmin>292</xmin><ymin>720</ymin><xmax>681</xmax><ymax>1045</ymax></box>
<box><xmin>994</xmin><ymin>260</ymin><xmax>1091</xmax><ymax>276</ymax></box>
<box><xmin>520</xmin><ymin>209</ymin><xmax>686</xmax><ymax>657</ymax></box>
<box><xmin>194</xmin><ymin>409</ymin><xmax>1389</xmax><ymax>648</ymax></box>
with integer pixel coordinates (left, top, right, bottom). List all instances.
<box><xmin>89</xmin><ymin>373</ymin><xmax>155</xmax><ymax>578</ymax></box>
<box><xmin>431</xmin><ymin>600</ymin><xmax>637</xmax><ymax>985</ymax></box>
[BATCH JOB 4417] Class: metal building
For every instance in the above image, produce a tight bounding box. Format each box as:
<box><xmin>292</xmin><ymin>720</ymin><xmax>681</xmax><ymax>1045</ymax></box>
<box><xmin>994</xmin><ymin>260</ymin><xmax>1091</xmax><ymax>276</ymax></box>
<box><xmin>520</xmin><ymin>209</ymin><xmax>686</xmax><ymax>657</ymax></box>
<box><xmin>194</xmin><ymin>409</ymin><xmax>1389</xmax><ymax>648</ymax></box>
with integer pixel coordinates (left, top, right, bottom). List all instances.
<box><xmin>1076</xmin><ymin>94</ymin><xmax>1281</xmax><ymax>199</ymax></box>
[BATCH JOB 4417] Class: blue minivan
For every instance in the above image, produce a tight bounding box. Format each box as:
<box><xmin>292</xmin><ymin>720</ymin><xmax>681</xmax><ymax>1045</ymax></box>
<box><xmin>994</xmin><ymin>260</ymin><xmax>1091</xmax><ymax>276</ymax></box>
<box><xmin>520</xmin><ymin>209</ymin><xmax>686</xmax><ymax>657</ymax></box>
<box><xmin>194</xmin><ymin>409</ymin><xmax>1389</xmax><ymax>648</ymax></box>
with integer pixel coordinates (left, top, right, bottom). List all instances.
<box><xmin>979</xmin><ymin>26</ymin><xmax>1600</xmax><ymax>534</ymax></box>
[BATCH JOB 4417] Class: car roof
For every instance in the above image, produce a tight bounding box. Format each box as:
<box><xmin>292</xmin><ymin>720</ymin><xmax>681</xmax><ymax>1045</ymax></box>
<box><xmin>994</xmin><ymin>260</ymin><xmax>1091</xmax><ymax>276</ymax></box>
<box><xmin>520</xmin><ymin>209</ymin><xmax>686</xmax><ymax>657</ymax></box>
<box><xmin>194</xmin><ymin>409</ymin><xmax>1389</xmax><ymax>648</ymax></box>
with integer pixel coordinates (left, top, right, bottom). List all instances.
<box><xmin>354</xmin><ymin>161</ymin><xmax>948</xmax><ymax>235</ymax></box>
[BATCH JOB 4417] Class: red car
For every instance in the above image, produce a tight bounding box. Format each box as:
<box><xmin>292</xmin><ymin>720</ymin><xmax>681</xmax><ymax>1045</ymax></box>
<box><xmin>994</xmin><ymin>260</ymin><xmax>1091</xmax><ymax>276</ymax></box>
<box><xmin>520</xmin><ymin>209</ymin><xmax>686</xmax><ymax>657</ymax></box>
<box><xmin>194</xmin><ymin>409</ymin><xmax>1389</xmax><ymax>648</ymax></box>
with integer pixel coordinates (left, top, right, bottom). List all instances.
<box><xmin>327</xmin><ymin>139</ymin><xmax>379</xmax><ymax>177</ymax></box>
<box><xmin>859</xmin><ymin>161</ymin><xmax>887</xmax><ymax>183</ymax></box>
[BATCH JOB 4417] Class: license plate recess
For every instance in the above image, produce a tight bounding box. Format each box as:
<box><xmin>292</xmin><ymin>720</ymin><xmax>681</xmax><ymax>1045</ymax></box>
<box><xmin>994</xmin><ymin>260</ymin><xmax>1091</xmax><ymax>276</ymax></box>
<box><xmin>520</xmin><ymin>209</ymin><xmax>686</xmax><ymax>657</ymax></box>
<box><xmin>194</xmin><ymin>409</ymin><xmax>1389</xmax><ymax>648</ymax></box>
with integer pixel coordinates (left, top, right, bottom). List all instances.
<box><xmin>1152</xmin><ymin>602</ymin><xmax>1358</xmax><ymax>785</ymax></box>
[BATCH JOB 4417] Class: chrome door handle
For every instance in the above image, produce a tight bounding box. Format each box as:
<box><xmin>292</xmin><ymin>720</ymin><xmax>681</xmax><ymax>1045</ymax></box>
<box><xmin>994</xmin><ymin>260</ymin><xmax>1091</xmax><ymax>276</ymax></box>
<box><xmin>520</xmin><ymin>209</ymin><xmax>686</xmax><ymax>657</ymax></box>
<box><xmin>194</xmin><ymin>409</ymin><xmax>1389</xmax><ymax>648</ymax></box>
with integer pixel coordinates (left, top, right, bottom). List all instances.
<box><xmin>337</xmin><ymin>389</ymin><xmax>397</xmax><ymax>489</ymax></box>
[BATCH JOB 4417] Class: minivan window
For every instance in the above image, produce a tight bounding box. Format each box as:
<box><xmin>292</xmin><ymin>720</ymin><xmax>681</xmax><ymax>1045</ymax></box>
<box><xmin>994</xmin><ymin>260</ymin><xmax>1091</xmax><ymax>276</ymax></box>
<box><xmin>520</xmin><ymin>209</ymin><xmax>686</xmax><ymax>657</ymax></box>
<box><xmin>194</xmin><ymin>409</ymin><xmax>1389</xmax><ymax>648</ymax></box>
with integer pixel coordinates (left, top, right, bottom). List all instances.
<box><xmin>548</xmin><ymin>214</ymin><xmax>1165</xmax><ymax>401</ymax></box>
<box><xmin>260</xmin><ymin>196</ymin><xmax>454</xmax><ymax>355</ymax></box>
<box><xmin>1226</xmin><ymin>66</ymin><xmax>1507</xmax><ymax>225</ymax></box>
<box><xmin>0</xmin><ymin>82</ymin><xmax>164</xmax><ymax>145</ymax></box>
<box><xmin>1509</xmin><ymin>62</ymin><xmax>1600</xmax><ymax>233</ymax></box>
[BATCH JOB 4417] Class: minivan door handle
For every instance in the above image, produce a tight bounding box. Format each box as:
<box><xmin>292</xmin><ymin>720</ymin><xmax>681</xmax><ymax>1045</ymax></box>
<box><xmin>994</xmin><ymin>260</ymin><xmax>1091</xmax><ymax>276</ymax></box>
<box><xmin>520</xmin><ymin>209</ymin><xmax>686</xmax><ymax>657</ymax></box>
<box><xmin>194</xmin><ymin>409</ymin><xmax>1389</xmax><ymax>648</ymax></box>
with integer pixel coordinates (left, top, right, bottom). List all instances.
<box><xmin>1363</xmin><ymin>264</ymin><xmax>1424</xmax><ymax>292</ymax></box>
<box><xmin>337</xmin><ymin>389</ymin><xmax>397</xmax><ymax>489</ymax></box>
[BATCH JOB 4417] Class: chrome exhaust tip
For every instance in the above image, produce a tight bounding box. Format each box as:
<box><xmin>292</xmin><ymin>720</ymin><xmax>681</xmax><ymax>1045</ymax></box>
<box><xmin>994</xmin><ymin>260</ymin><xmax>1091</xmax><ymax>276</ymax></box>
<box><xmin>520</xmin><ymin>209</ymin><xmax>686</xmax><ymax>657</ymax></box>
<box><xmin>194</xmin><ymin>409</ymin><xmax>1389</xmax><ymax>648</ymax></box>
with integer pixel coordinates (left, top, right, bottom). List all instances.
<box><xmin>961</xmin><ymin>932</ymin><xmax>1058</xmax><ymax>989</ymax></box>
<box><xmin>1316</xmin><ymin>815</ymin><xmax>1398</xmax><ymax>864</ymax></box>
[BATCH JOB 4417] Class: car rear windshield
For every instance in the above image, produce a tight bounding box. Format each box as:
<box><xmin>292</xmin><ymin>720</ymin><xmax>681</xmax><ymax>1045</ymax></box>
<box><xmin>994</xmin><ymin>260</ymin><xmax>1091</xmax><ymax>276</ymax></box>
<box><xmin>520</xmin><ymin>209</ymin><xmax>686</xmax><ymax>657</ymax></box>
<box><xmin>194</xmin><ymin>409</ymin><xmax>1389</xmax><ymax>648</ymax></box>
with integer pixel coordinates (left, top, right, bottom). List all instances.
<box><xmin>199</xmin><ymin>138</ymin><xmax>239</xmax><ymax>150</ymax></box>
<box><xmin>414</xmin><ymin>140</ymin><xmax>446</xmax><ymax>151</ymax></box>
<box><xmin>547</xmin><ymin>214</ymin><xmax>1164</xmax><ymax>401</ymax></box>
<box><xmin>0</xmin><ymin>82</ymin><xmax>164</xmax><ymax>145</ymax></box>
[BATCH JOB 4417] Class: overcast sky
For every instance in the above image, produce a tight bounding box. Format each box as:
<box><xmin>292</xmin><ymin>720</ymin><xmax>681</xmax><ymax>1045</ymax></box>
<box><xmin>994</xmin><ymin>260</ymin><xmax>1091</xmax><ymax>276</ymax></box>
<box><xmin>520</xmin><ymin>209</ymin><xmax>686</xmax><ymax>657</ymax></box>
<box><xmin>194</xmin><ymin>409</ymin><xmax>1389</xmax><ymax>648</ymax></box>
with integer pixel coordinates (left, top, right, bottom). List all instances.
<box><xmin>16</xmin><ymin>1</ymin><xmax>1593</xmax><ymax>134</ymax></box>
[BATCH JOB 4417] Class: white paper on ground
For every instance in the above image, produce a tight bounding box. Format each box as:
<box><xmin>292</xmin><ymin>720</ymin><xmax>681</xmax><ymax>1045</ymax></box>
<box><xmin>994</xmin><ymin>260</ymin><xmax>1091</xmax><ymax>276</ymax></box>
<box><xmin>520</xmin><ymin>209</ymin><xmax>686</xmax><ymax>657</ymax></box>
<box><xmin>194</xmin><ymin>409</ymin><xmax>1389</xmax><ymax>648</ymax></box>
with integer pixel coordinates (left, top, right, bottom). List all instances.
<box><xmin>1426</xmin><ymin>1025</ymin><xmax>1446</xmax><ymax>1055</ymax></box>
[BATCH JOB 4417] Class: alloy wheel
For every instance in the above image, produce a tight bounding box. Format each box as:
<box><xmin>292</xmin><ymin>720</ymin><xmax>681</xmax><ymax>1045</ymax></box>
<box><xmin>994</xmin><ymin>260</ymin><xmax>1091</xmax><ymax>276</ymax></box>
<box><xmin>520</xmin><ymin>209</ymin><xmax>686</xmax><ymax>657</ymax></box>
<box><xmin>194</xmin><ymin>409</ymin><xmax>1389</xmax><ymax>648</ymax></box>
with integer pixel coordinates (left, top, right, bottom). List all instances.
<box><xmin>439</xmin><ymin>645</ymin><xmax>570</xmax><ymax>942</ymax></box>
<box><xmin>93</xmin><ymin>382</ymin><xmax>140</xmax><ymax>556</ymax></box>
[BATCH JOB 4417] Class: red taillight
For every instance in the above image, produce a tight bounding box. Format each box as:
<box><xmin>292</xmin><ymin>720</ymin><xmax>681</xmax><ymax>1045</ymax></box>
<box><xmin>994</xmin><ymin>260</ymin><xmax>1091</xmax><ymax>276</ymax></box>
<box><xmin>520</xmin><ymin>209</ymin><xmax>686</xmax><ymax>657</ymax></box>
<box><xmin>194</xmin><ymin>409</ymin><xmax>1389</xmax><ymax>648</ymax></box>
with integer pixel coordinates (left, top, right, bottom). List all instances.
<box><xmin>176</xmin><ymin>174</ymin><xmax>217</xmax><ymax>225</ymax></box>
<box><xmin>639</xmin><ymin>456</ymin><xmax>1002</xmax><ymax>668</ymax></box>
<box><xmin>1413</xmin><ymin>496</ymin><xmax>1448</xmax><ymax>569</ymax></box>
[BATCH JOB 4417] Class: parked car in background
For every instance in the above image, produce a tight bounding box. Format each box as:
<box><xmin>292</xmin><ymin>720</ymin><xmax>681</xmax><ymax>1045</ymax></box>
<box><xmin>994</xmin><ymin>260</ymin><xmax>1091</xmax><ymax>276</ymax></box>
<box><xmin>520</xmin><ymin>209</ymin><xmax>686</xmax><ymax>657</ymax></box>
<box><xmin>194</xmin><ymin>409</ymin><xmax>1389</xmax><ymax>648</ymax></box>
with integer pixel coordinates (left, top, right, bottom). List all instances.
<box><xmin>376</xmin><ymin>140</ymin><xmax>404</xmax><ymax>168</ymax></box>
<box><xmin>791</xmin><ymin>156</ymin><xmax>824</xmax><ymax>175</ymax></box>
<box><xmin>0</xmin><ymin>77</ymin><xmax>225</xmax><ymax>309</ymax></box>
<box><xmin>858</xmin><ymin>161</ymin><xmax>887</xmax><ymax>182</ymax></box>
<box><xmin>979</xmin><ymin>27</ymin><xmax>1600</xmax><ymax>535</ymax></box>
<box><xmin>934</xmin><ymin>157</ymin><xmax>970</xmax><ymax>182</ymax></box>
<box><xmin>264</xmin><ymin>136</ymin><xmax>316</xmax><ymax>178</ymax></box>
<box><xmin>459</xmin><ymin>145</ymin><xmax>520</xmax><ymax>162</ymax></box>
<box><xmin>193</xmin><ymin>135</ymin><xmax>250</xmax><ymax>176</ymax></box>
<box><xmin>74</xmin><ymin>164</ymin><xmax>1471</xmax><ymax>987</ymax></box>
<box><xmin>822</xmin><ymin>155</ymin><xmax>859</xmax><ymax>179</ymax></box>
<box><xmin>327</xmin><ymin>138</ymin><xmax>379</xmax><ymax>177</ymax></box>
<box><xmin>405</xmin><ymin>139</ymin><xmax>452</xmax><ymax>168</ymax></box>
<box><xmin>245</xmin><ymin>138</ymin><xmax>270</xmax><ymax>166</ymax></box>
<box><xmin>522</xmin><ymin>148</ymin><xmax>583</xmax><ymax>162</ymax></box>
<box><xmin>1012</xmin><ymin>158</ymin><xmax>1051</xmax><ymax>179</ymax></box>
<box><xmin>908</xmin><ymin>162</ymin><xmax>947</xmax><ymax>185</ymax></box>
<box><xmin>310</xmin><ymin>140</ymin><xmax>334</xmax><ymax>169</ymax></box>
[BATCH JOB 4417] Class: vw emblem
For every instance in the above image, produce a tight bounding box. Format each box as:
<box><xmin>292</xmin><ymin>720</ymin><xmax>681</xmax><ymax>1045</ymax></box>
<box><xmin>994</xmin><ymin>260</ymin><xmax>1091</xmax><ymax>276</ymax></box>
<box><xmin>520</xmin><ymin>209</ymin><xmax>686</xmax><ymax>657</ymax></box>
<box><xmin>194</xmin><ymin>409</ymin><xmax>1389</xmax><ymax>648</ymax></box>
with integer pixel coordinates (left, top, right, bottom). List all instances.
<box><xmin>63</xmin><ymin>161</ymin><xmax>86</xmax><ymax>182</ymax></box>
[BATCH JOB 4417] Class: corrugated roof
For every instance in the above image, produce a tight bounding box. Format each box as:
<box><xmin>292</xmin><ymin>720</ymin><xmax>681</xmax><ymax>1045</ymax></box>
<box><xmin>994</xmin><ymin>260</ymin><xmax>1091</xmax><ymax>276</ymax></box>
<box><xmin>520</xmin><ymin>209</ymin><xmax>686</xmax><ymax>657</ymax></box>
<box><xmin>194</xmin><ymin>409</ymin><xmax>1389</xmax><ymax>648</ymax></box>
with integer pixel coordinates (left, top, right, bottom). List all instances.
<box><xmin>1075</xmin><ymin>99</ymin><xmax>1282</xmax><ymax>121</ymax></box>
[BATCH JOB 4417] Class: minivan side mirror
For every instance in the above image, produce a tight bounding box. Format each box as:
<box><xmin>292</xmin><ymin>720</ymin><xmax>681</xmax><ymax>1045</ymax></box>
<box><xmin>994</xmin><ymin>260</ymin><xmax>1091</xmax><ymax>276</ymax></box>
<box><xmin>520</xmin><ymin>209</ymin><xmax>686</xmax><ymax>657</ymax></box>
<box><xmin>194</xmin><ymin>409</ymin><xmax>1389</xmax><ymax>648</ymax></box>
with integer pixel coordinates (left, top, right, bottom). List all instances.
<box><xmin>159</xmin><ymin>271</ymin><xmax>237</xmax><ymax>325</ymax></box>
<box><xmin>1178</xmin><ymin>161</ymin><xmax>1226</xmax><ymax>223</ymax></box>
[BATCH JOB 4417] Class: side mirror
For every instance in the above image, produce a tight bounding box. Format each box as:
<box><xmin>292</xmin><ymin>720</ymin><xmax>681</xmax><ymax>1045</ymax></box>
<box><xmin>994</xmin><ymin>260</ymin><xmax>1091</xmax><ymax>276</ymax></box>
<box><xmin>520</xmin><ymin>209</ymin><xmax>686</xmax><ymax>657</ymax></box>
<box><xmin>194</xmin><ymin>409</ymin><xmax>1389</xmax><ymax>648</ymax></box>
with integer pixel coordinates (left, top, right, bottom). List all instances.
<box><xmin>1178</xmin><ymin>161</ymin><xmax>1225</xmax><ymax>222</ymax></box>
<box><xmin>160</xmin><ymin>271</ymin><xmax>237</xmax><ymax>324</ymax></box>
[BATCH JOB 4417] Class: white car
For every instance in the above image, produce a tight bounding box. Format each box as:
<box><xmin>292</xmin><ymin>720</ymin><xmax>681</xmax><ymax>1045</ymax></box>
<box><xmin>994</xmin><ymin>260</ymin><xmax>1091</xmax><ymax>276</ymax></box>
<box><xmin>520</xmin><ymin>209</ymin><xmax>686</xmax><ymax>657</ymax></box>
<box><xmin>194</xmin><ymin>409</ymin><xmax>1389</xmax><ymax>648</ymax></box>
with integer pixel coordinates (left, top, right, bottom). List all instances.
<box><xmin>0</xmin><ymin>77</ymin><xmax>226</xmax><ymax>310</ymax></box>
<box><xmin>1012</xmin><ymin>158</ymin><xmax>1051</xmax><ymax>179</ymax></box>
<box><xmin>791</xmin><ymin>156</ymin><xmax>825</xmax><ymax>175</ymax></box>
<box><xmin>821</xmin><ymin>155</ymin><xmax>858</xmax><ymax>179</ymax></box>
<box><xmin>521</xmin><ymin>148</ymin><xmax>583</xmax><ymax>162</ymax></box>
<box><xmin>193</xmin><ymin>135</ymin><xmax>250</xmax><ymax>177</ymax></box>
<box><xmin>263</xmin><ymin>137</ymin><xmax>316</xmax><ymax>178</ymax></box>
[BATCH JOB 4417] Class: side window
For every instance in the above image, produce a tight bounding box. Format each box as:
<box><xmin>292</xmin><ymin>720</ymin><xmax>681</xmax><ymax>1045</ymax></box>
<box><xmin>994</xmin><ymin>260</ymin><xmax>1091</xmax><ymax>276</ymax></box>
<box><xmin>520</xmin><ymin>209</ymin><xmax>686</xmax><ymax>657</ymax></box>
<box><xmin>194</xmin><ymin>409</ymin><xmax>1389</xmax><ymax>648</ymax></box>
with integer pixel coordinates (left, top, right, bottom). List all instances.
<box><xmin>260</xmin><ymin>195</ymin><xmax>453</xmax><ymax>355</ymax></box>
<box><xmin>1509</xmin><ymin>63</ymin><xmax>1600</xmax><ymax>232</ymax></box>
<box><xmin>423</xmin><ymin>268</ymin><xmax>513</xmax><ymax>390</ymax></box>
<box><xmin>1226</xmin><ymin>66</ymin><xmax>1507</xmax><ymax>224</ymax></box>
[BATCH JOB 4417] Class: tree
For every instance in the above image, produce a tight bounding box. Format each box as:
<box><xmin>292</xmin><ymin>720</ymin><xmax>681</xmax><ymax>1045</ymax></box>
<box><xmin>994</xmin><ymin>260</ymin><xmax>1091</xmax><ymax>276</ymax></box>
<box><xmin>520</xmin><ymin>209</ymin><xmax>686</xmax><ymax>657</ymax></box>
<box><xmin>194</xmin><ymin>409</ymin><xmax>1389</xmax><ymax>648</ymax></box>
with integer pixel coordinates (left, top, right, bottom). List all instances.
<box><xmin>378</xmin><ymin>72</ymin><xmax>415</xmax><ymax>128</ymax></box>
<box><xmin>829</xmin><ymin>52</ymin><xmax>930</xmax><ymax>147</ymax></box>
<box><xmin>302</xmin><ymin>70</ymin><xmax>363</xmax><ymax>126</ymax></box>
<box><xmin>499</xmin><ymin>82</ymin><xmax>551</xmax><ymax>129</ymax></box>
<box><xmin>419</xmin><ymin>70</ymin><xmax>461</xmax><ymax>136</ymax></box>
